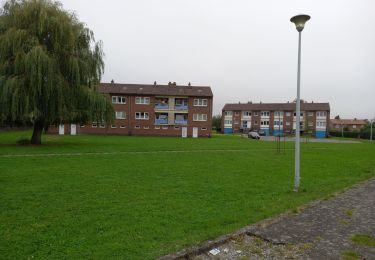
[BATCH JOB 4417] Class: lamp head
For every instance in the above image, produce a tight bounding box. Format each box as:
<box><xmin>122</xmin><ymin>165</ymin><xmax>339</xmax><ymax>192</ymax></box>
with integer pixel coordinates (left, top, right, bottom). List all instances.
<box><xmin>290</xmin><ymin>14</ymin><xmax>311</xmax><ymax>32</ymax></box>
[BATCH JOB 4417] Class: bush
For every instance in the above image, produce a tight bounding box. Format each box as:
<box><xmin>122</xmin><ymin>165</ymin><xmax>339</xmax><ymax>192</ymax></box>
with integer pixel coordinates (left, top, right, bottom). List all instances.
<box><xmin>329</xmin><ymin>131</ymin><xmax>360</xmax><ymax>139</ymax></box>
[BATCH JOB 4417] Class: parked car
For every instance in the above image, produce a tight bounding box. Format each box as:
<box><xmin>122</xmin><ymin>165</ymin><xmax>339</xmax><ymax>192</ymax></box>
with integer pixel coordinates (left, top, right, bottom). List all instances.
<box><xmin>248</xmin><ymin>131</ymin><xmax>260</xmax><ymax>140</ymax></box>
<box><xmin>258</xmin><ymin>129</ymin><xmax>266</xmax><ymax>136</ymax></box>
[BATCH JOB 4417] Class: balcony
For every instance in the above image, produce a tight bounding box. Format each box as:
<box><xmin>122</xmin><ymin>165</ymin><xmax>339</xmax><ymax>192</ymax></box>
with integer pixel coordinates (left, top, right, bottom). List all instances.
<box><xmin>175</xmin><ymin>105</ymin><xmax>188</xmax><ymax>110</ymax></box>
<box><xmin>155</xmin><ymin>119</ymin><xmax>168</xmax><ymax>125</ymax></box>
<box><xmin>175</xmin><ymin>120</ymin><xmax>188</xmax><ymax>125</ymax></box>
<box><xmin>155</xmin><ymin>103</ymin><xmax>169</xmax><ymax>110</ymax></box>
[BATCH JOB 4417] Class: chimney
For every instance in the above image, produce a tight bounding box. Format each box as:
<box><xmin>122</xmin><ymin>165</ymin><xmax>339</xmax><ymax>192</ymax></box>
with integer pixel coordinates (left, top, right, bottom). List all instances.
<box><xmin>168</xmin><ymin>81</ymin><xmax>172</xmax><ymax>86</ymax></box>
<box><xmin>188</xmin><ymin>82</ymin><xmax>191</xmax><ymax>86</ymax></box>
<box><xmin>154</xmin><ymin>81</ymin><xmax>157</xmax><ymax>87</ymax></box>
<box><xmin>111</xmin><ymin>79</ymin><xmax>114</xmax><ymax>84</ymax></box>
<box><xmin>248</xmin><ymin>101</ymin><xmax>252</xmax><ymax>104</ymax></box>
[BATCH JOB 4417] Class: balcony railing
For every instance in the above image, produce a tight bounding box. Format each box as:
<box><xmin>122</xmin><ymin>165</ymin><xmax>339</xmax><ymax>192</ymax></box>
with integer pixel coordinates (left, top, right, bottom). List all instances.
<box><xmin>155</xmin><ymin>103</ymin><xmax>169</xmax><ymax>109</ymax></box>
<box><xmin>155</xmin><ymin>119</ymin><xmax>168</xmax><ymax>125</ymax></box>
<box><xmin>175</xmin><ymin>120</ymin><xmax>188</xmax><ymax>125</ymax></box>
<box><xmin>175</xmin><ymin>105</ymin><xmax>188</xmax><ymax>110</ymax></box>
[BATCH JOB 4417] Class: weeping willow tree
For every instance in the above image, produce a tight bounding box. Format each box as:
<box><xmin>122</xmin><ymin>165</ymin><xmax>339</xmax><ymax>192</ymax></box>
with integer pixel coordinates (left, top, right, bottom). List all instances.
<box><xmin>0</xmin><ymin>0</ymin><xmax>113</xmax><ymax>144</ymax></box>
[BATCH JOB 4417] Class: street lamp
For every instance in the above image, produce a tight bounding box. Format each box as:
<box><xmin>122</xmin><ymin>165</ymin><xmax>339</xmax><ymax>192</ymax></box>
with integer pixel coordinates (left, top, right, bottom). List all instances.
<box><xmin>371</xmin><ymin>119</ymin><xmax>374</xmax><ymax>142</ymax></box>
<box><xmin>290</xmin><ymin>14</ymin><xmax>310</xmax><ymax>192</ymax></box>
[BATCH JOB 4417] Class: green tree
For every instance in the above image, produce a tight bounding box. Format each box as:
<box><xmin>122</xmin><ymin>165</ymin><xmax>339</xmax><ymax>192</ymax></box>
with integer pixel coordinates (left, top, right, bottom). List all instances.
<box><xmin>212</xmin><ymin>114</ymin><xmax>222</xmax><ymax>131</ymax></box>
<box><xmin>0</xmin><ymin>0</ymin><xmax>113</xmax><ymax>144</ymax></box>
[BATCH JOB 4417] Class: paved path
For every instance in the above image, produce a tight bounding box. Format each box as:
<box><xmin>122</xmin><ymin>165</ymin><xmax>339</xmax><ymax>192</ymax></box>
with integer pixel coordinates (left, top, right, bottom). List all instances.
<box><xmin>162</xmin><ymin>178</ymin><xmax>375</xmax><ymax>259</ymax></box>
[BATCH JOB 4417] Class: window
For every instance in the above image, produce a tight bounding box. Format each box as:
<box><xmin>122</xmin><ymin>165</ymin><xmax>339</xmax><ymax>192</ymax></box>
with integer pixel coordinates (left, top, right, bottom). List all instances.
<box><xmin>111</xmin><ymin>124</ymin><xmax>117</xmax><ymax>128</ymax></box>
<box><xmin>135</xmin><ymin>97</ymin><xmax>150</xmax><ymax>105</ymax></box>
<box><xmin>174</xmin><ymin>126</ymin><xmax>180</xmax><ymax>130</ymax></box>
<box><xmin>92</xmin><ymin>122</ymin><xmax>97</xmax><ymax>128</ymax></box>
<box><xmin>274</xmin><ymin>111</ymin><xmax>284</xmax><ymax>117</ymax></box>
<box><xmin>112</xmin><ymin>96</ymin><xmax>126</xmax><ymax>104</ymax></box>
<box><xmin>308</xmin><ymin>112</ymin><xmax>314</xmax><ymax>117</ymax></box>
<box><xmin>135</xmin><ymin>112</ymin><xmax>149</xmax><ymax>120</ymax></box>
<box><xmin>308</xmin><ymin>121</ymin><xmax>313</xmax><ymax>127</ymax></box>
<box><xmin>253</xmin><ymin>112</ymin><xmax>259</xmax><ymax>116</ymax></box>
<box><xmin>115</xmin><ymin>111</ymin><xmax>126</xmax><ymax>119</ymax></box>
<box><xmin>274</xmin><ymin>121</ymin><xmax>283</xmax><ymax>126</ymax></box>
<box><xmin>162</xmin><ymin>126</ymin><xmax>168</xmax><ymax>130</ymax></box>
<box><xmin>193</xmin><ymin>99</ymin><xmax>208</xmax><ymax>106</ymax></box>
<box><xmin>134</xmin><ymin>125</ymin><xmax>140</xmax><ymax>129</ymax></box>
<box><xmin>155</xmin><ymin>126</ymin><xmax>161</xmax><ymax>129</ymax></box>
<box><xmin>201</xmin><ymin>127</ymin><xmax>207</xmax><ymax>131</ymax></box>
<box><xmin>316</xmin><ymin>121</ymin><xmax>326</xmax><ymax>127</ymax></box>
<box><xmin>224</xmin><ymin>111</ymin><xmax>233</xmax><ymax>116</ymax></box>
<box><xmin>242</xmin><ymin>121</ymin><xmax>248</xmax><ymax>128</ymax></box>
<box><xmin>193</xmin><ymin>114</ymin><xmax>207</xmax><ymax>121</ymax></box>
<box><xmin>353</xmin><ymin>125</ymin><xmax>357</xmax><ymax>129</ymax></box>
<box><xmin>261</xmin><ymin>111</ymin><xmax>270</xmax><ymax>117</ymax></box>
<box><xmin>99</xmin><ymin>123</ymin><xmax>105</xmax><ymax>128</ymax></box>
<box><xmin>224</xmin><ymin>120</ymin><xmax>232</xmax><ymax>125</ymax></box>
<box><xmin>80</xmin><ymin>124</ymin><xmax>85</xmax><ymax>128</ymax></box>
<box><xmin>286</xmin><ymin>112</ymin><xmax>291</xmax><ymax>116</ymax></box>
<box><xmin>293</xmin><ymin>112</ymin><xmax>304</xmax><ymax>116</ymax></box>
<box><xmin>144</xmin><ymin>126</ymin><xmax>149</xmax><ymax>129</ymax></box>
<box><xmin>120</xmin><ymin>125</ymin><xmax>126</xmax><ymax>128</ymax></box>
<box><xmin>286</xmin><ymin>122</ymin><xmax>291</xmax><ymax>126</ymax></box>
<box><xmin>261</xmin><ymin>120</ymin><xmax>270</xmax><ymax>126</ymax></box>
<box><xmin>243</xmin><ymin>111</ymin><xmax>251</xmax><ymax>117</ymax></box>
<box><xmin>316</xmin><ymin>111</ymin><xmax>326</xmax><ymax>117</ymax></box>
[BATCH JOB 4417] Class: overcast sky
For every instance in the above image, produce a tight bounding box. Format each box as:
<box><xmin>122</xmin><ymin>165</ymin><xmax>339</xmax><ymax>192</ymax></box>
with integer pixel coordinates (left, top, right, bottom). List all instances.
<box><xmin>26</xmin><ymin>1</ymin><xmax>375</xmax><ymax>118</ymax></box>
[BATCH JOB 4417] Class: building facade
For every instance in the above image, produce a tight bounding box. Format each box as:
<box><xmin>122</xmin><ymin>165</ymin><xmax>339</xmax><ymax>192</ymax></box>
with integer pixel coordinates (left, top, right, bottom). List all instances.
<box><xmin>51</xmin><ymin>82</ymin><xmax>213</xmax><ymax>137</ymax></box>
<box><xmin>330</xmin><ymin>118</ymin><xmax>367</xmax><ymax>132</ymax></box>
<box><xmin>221</xmin><ymin>102</ymin><xmax>330</xmax><ymax>138</ymax></box>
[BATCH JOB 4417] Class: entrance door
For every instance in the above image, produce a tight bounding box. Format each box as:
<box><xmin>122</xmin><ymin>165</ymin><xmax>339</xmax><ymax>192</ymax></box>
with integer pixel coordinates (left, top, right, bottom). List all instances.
<box><xmin>182</xmin><ymin>127</ymin><xmax>187</xmax><ymax>138</ymax></box>
<box><xmin>193</xmin><ymin>127</ymin><xmax>198</xmax><ymax>138</ymax></box>
<box><xmin>70</xmin><ymin>124</ymin><xmax>77</xmax><ymax>135</ymax></box>
<box><xmin>59</xmin><ymin>124</ymin><xmax>65</xmax><ymax>135</ymax></box>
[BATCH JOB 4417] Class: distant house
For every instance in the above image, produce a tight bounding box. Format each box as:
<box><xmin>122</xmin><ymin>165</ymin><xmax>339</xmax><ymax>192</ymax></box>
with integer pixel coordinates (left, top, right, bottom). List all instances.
<box><xmin>49</xmin><ymin>82</ymin><xmax>213</xmax><ymax>138</ymax></box>
<box><xmin>330</xmin><ymin>118</ymin><xmax>367</xmax><ymax>131</ymax></box>
<box><xmin>221</xmin><ymin>101</ymin><xmax>330</xmax><ymax>138</ymax></box>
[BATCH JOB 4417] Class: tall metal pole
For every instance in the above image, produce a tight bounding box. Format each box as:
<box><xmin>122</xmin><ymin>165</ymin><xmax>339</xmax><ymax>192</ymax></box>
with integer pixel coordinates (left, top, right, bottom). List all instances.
<box><xmin>371</xmin><ymin>120</ymin><xmax>373</xmax><ymax>142</ymax></box>
<box><xmin>294</xmin><ymin>31</ymin><xmax>302</xmax><ymax>192</ymax></box>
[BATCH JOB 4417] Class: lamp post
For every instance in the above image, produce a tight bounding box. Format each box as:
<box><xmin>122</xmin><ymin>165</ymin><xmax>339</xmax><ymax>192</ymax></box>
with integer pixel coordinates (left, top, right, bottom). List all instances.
<box><xmin>371</xmin><ymin>119</ymin><xmax>374</xmax><ymax>142</ymax></box>
<box><xmin>290</xmin><ymin>14</ymin><xmax>310</xmax><ymax>192</ymax></box>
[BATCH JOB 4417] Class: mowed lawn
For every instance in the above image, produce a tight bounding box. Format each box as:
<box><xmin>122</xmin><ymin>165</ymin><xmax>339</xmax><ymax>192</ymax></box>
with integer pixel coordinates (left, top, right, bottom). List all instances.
<box><xmin>1</xmin><ymin>131</ymin><xmax>374</xmax><ymax>259</ymax></box>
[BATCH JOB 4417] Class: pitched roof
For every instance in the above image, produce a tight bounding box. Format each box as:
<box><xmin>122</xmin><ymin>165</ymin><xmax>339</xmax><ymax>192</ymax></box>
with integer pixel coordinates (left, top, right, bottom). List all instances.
<box><xmin>222</xmin><ymin>102</ymin><xmax>330</xmax><ymax>111</ymax></box>
<box><xmin>330</xmin><ymin>119</ymin><xmax>368</xmax><ymax>125</ymax></box>
<box><xmin>100</xmin><ymin>83</ymin><xmax>213</xmax><ymax>97</ymax></box>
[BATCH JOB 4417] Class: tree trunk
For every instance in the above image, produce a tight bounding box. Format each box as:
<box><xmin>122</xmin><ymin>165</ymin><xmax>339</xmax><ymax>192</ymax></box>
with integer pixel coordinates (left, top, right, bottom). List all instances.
<box><xmin>31</xmin><ymin>120</ymin><xmax>44</xmax><ymax>145</ymax></box>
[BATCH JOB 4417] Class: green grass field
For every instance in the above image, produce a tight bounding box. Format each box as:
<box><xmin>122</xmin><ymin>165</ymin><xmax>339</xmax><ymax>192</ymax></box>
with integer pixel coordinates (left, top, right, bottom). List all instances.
<box><xmin>1</xmin><ymin>131</ymin><xmax>374</xmax><ymax>259</ymax></box>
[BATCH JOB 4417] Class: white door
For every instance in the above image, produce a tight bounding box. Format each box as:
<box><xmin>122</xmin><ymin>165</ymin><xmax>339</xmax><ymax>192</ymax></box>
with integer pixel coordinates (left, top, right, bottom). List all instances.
<box><xmin>70</xmin><ymin>124</ymin><xmax>76</xmax><ymax>135</ymax></box>
<box><xmin>59</xmin><ymin>124</ymin><xmax>65</xmax><ymax>135</ymax></box>
<box><xmin>193</xmin><ymin>127</ymin><xmax>198</xmax><ymax>138</ymax></box>
<box><xmin>182</xmin><ymin>127</ymin><xmax>187</xmax><ymax>138</ymax></box>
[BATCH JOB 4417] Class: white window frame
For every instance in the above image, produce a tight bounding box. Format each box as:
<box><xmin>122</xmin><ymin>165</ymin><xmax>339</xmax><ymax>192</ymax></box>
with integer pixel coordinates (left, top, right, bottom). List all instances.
<box><xmin>115</xmin><ymin>111</ymin><xmax>126</xmax><ymax>119</ymax></box>
<box><xmin>111</xmin><ymin>124</ymin><xmax>117</xmax><ymax>128</ymax></box>
<box><xmin>134</xmin><ymin>125</ymin><xmax>140</xmax><ymax>129</ymax></box>
<box><xmin>135</xmin><ymin>112</ymin><xmax>149</xmax><ymax>120</ymax></box>
<box><xmin>316</xmin><ymin>111</ymin><xmax>327</xmax><ymax>117</ymax></box>
<box><xmin>261</xmin><ymin>111</ymin><xmax>270</xmax><ymax>117</ymax></box>
<box><xmin>135</xmin><ymin>97</ymin><xmax>150</xmax><ymax>105</ymax></box>
<box><xmin>224</xmin><ymin>111</ymin><xmax>233</xmax><ymax>116</ymax></box>
<box><xmin>193</xmin><ymin>114</ymin><xmax>208</xmax><ymax>121</ymax></box>
<box><xmin>143</xmin><ymin>126</ymin><xmax>149</xmax><ymax>129</ymax></box>
<box><xmin>92</xmin><ymin>122</ymin><xmax>97</xmax><ymax>128</ymax></box>
<box><xmin>243</xmin><ymin>111</ymin><xmax>251</xmax><ymax>117</ymax></box>
<box><xmin>193</xmin><ymin>99</ymin><xmax>208</xmax><ymax>107</ymax></box>
<box><xmin>260</xmin><ymin>120</ymin><xmax>270</xmax><ymax>126</ymax></box>
<box><xmin>274</xmin><ymin>111</ymin><xmax>284</xmax><ymax>117</ymax></box>
<box><xmin>224</xmin><ymin>120</ymin><xmax>232</xmax><ymax>125</ymax></box>
<box><xmin>112</xmin><ymin>96</ymin><xmax>126</xmax><ymax>104</ymax></box>
<box><xmin>201</xmin><ymin>127</ymin><xmax>207</xmax><ymax>130</ymax></box>
<box><xmin>308</xmin><ymin>112</ymin><xmax>314</xmax><ymax>117</ymax></box>
<box><xmin>274</xmin><ymin>121</ymin><xmax>283</xmax><ymax>126</ymax></box>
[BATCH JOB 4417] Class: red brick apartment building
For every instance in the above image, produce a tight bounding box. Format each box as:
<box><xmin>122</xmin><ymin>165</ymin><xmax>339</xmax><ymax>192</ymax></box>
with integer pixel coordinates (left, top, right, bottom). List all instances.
<box><xmin>52</xmin><ymin>82</ymin><xmax>213</xmax><ymax>137</ymax></box>
<box><xmin>221</xmin><ymin>101</ymin><xmax>330</xmax><ymax>138</ymax></box>
<box><xmin>330</xmin><ymin>118</ymin><xmax>368</xmax><ymax>131</ymax></box>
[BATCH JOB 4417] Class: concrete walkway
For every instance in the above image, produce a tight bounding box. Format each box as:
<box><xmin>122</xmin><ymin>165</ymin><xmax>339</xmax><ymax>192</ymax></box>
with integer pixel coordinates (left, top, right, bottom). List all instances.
<box><xmin>161</xmin><ymin>178</ymin><xmax>375</xmax><ymax>259</ymax></box>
